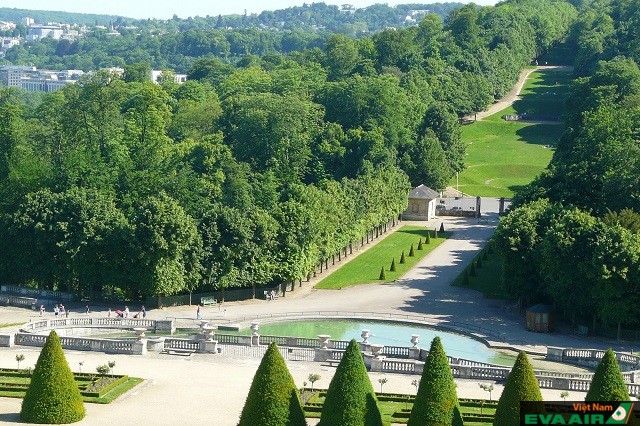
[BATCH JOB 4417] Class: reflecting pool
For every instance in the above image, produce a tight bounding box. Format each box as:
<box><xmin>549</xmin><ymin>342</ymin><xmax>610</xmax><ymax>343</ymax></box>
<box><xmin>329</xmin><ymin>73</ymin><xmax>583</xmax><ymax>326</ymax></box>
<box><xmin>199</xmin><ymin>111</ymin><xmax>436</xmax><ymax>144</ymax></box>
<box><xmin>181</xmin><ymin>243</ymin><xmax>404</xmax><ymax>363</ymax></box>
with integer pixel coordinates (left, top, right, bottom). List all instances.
<box><xmin>240</xmin><ymin>320</ymin><xmax>516</xmax><ymax>366</ymax></box>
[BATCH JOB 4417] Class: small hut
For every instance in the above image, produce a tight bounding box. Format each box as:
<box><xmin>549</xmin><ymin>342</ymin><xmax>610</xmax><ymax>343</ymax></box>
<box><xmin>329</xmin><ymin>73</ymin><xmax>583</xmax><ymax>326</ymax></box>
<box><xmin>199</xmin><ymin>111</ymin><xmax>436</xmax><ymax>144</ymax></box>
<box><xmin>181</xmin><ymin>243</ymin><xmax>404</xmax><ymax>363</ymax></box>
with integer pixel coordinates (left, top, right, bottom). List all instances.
<box><xmin>403</xmin><ymin>185</ymin><xmax>439</xmax><ymax>221</ymax></box>
<box><xmin>526</xmin><ymin>304</ymin><xmax>555</xmax><ymax>333</ymax></box>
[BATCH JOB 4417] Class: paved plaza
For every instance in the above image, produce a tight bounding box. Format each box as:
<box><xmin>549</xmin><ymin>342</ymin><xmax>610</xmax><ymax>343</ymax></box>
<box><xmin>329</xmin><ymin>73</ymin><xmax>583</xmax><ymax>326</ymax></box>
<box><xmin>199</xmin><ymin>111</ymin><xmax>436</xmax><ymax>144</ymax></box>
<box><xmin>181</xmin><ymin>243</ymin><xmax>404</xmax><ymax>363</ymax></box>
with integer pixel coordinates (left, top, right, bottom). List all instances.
<box><xmin>0</xmin><ymin>200</ymin><xmax>637</xmax><ymax>424</ymax></box>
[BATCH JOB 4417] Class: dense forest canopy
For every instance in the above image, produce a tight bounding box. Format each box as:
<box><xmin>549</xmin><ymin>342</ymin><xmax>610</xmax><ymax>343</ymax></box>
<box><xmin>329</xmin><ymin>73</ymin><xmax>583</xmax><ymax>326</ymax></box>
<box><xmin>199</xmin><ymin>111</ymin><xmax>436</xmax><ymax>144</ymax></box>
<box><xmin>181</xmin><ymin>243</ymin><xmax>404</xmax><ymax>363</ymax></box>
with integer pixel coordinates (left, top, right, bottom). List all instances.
<box><xmin>0</xmin><ymin>0</ymin><xmax>575</xmax><ymax>301</ymax></box>
<box><xmin>495</xmin><ymin>0</ymin><xmax>640</xmax><ymax>333</ymax></box>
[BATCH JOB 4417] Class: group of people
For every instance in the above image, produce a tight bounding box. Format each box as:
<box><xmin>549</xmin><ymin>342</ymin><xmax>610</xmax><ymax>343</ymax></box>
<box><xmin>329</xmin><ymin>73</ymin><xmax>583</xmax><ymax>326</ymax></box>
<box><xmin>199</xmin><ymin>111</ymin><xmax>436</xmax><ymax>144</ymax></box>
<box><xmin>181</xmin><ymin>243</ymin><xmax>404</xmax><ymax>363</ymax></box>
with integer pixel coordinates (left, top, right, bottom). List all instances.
<box><xmin>107</xmin><ymin>306</ymin><xmax>146</xmax><ymax>319</ymax></box>
<box><xmin>53</xmin><ymin>304</ymin><xmax>68</xmax><ymax>318</ymax></box>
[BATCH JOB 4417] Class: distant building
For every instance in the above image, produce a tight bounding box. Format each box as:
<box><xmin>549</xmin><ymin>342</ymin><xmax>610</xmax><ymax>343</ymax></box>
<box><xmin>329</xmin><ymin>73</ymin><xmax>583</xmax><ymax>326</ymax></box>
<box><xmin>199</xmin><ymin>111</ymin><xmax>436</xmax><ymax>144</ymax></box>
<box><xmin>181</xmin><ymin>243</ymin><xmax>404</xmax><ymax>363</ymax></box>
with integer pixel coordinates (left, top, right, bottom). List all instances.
<box><xmin>403</xmin><ymin>184</ymin><xmax>439</xmax><ymax>221</ymax></box>
<box><xmin>0</xmin><ymin>66</ymin><xmax>84</xmax><ymax>92</ymax></box>
<box><xmin>0</xmin><ymin>37</ymin><xmax>21</xmax><ymax>54</ymax></box>
<box><xmin>151</xmin><ymin>70</ymin><xmax>187</xmax><ymax>84</ymax></box>
<box><xmin>0</xmin><ymin>21</ymin><xmax>16</xmax><ymax>31</ymax></box>
<box><xmin>22</xmin><ymin>17</ymin><xmax>35</xmax><ymax>26</ymax></box>
<box><xmin>27</xmin><ymin>24</ymin><xmax>65</xmax><ymax>41</ymax></box>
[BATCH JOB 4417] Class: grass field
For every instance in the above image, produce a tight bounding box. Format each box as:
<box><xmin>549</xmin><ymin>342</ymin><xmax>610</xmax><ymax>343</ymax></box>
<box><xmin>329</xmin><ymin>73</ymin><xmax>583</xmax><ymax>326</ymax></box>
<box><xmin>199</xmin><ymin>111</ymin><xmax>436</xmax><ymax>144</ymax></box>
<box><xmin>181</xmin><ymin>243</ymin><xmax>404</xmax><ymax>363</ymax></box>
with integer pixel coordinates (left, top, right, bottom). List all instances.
<box><xmin>455</xmin><ymin>68</ymin><xmax>571</xmax><ymax>197</ymax></box>
<box><xmin>315</xmin><ymin>226</ymin><xmax>448</xmax><ymax>290</ymax></box>
<box><xmin>451</xmin><ymin>246</ymin><xmax>512</xmax><ymax>300</ymax></box>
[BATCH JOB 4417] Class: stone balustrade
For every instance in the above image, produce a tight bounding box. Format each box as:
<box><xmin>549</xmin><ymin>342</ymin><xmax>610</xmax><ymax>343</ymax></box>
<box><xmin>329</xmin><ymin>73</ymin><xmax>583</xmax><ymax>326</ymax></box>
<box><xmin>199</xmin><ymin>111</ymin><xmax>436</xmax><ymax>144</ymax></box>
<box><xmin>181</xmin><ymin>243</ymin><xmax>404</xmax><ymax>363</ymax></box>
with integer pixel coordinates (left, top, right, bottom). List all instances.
<box><xmin>2</xmin><ymin>295</ymin><xmax>37</xmax><ymax>309</ymax></box>
<box><xmin>1</xmin><ymin>285</ymin><xmax>73</xmax><ymax>301</ymax></box>
<box><xmin>13</xmin><ymin>332</ymin><xmax>146</xmax><ymax>355</ymax></box>
<box><xmin>20</xmin><ymin>318</ymin><xmax>175</xmax><ymax>335</ymax></box>
<box><xmin>547</xmin><ymin>347</ymin><xmax>640</xmax><ymax>371</ymax></box>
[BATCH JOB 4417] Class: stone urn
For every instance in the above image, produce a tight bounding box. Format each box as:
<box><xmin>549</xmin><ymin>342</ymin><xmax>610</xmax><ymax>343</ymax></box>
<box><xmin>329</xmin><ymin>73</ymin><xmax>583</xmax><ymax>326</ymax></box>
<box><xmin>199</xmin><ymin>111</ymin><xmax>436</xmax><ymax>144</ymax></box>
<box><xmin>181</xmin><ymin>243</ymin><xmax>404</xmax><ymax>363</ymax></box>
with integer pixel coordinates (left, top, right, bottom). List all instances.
<box><xmin>411</xmin><ymin>334</ymin><xmax>420</xmax><ymax>348</ymax></box>
<box><xmin>200</xmin><ymin>320</ymin><xmax>210</xmax><ymax>329</ymax></box>
<box><xmin>361</xmin><ymin>329</ymin><xmax>371</xmax><ymax>344</ymax></box>
<box><xmin>317</xmin><ymin>334</ymin><xmax>331</xmax><ymax>350</ymax></box>
<box><xmin>202</xmin><ymin>324</ymin><xmax>216</xmax><ymax>341</ymax></box>
<box><xmin>133</xmin><ymin>327</ymin><xmax>147</xmax><ymax>341</ymax></box>
<box><xmin>250</xmin><ymin>322</ymin><xmax>260</xmax><ymax>336</ymax></box>
<box><xmin>370</xmin><ymin>343</ymin><xmax>384</xmax><ymax>357</ymax></box>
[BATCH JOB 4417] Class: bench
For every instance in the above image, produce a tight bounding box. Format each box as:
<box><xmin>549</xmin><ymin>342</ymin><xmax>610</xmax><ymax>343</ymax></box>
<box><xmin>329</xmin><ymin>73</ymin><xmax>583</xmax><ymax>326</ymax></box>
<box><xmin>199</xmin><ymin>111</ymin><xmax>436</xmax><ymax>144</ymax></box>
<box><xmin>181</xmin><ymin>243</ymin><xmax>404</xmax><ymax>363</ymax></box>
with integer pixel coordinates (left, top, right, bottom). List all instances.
<box><xmin>201</xmin><ymin>297</ymin><xmax>217</xmax><ymax>306</ymax></box>
<box><xmin>577</xmin><ymin>325</ymin><xmax>588</xmax><ymax>336</ymax></box>
<box><xmin>162</xmin><ymin>348</ymin><xmax>196</xmax><ymax>357</ymax></box>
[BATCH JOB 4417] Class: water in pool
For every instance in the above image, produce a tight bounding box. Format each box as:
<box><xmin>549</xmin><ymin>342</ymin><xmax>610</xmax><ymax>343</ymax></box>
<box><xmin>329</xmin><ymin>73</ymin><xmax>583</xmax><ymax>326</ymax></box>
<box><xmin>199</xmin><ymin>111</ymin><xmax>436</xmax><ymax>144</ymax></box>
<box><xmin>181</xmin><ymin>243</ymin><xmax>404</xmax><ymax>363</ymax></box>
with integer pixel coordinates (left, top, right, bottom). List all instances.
<box><xmin>239</xmin><ymin>320</ymin><xmax>515</xmax><ymax>366</ymax></box>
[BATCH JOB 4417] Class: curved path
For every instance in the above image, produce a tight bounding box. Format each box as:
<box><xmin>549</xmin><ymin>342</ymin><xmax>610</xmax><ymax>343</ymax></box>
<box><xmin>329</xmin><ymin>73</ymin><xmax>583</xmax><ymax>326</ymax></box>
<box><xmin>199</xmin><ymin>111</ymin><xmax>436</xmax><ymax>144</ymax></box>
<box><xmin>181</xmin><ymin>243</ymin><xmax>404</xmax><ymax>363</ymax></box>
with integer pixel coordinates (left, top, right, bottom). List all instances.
<box><xmin>469</xmin><ymin>65</ymin><xmax>573</xmax><ymax>122</ymax></box>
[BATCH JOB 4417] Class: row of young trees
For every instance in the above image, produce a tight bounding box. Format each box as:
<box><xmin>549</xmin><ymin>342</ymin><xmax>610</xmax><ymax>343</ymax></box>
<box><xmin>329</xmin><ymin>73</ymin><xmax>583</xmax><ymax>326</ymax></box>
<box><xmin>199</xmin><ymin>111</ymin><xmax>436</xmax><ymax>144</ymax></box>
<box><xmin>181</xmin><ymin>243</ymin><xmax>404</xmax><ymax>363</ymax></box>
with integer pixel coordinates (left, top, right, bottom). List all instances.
<box><xmin>495</xmin><ymin>0</ymin><xmax>640</xmax><ymax>336</ymax></box>
<box><xmin>239</xmin><ymin>338</ymin><xmax>632</xmax><ymax>426</ymax></box>
<box><xmin>0</xmin><ymin>0</ymin><xmax>574</xmax><ymax>300</ymax></box>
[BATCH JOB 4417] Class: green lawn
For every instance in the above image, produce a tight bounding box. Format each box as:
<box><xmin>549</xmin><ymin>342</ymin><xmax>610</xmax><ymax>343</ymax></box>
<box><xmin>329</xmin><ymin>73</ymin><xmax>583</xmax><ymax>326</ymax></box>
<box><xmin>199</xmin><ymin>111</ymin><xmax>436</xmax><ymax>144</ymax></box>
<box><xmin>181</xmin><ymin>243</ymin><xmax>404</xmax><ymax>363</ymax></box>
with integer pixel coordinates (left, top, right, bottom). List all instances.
<box><xmin>315</xmin><ymin>226</ymin><xmax>448</xmax><ymax>289</ymax></box>
<box><xmin>452</xmin><ymin>246</ymin><xmax>512</xmax><ymax>300</ymax></box>
<box><xmin>455</xmin><ymin>68</ymin><xmax>571</xmax><ymax>197</ymax></box>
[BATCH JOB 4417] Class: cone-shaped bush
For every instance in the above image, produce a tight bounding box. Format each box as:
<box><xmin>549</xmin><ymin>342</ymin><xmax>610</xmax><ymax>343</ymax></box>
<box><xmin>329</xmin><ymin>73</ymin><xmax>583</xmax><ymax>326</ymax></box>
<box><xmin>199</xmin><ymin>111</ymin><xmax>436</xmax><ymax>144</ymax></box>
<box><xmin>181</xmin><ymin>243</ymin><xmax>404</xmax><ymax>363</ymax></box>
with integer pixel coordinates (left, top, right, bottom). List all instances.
<box><xmin>461</xmin><ymin>269</ymin><xmax>469</xmax><ymax>286</ymax></box>
<box><xmin>238</xmin><ymin>342</ymin><xmax>307</xmax><ymax>426</ymax></box>
<box><xmin>409</xmin><ymin>244</ymin><xmax>415</xmax><ymax>257</ymax></box>
<box><xmin>379</xmin><ymin>267</ymin><xmax>386</xmax><ymax>280</ymax></box>
<box><xmin>400</xmin><ymin>251</ymin><xmax>406</xmax><ymax>264</ymax></box>
<box><xmin>319</xmin><ymin>339</ymin><xmax>382</xmax><ymax>426</ymax></box>
<box><xmin>425</xmin><ymin>232</ymin><xmax>431</xmax><ymax>244</ymax></box>
<box><xmin>434</xmin><ymin>228</ymin><xmax>438</xmax><ymax>239</ymax></box>
<box><xmin>408</xmin><ymin>337</ymin><xmax>463</xmax><ymax>426</ymax></box>
<box><xmin>439</xmin><ymin>222</ymin><xmax>445</xmax><ymax>233</ymax></box>
<box><xmin>390</xmin><ymin>258</ymin><xmax>397</xmax><ymax>272</ymax></box>
<box><xmin>417</xmin><ymin>238</ymin><xmax>423</xmax><ymax>250</ymax></box>
<box><xmin>586</xmin><ymin>349</ymin><xmax>630</xmax><ymax>401</ymax></box>
<box><xmin>476</xmin><ymin>256</ymin><xmax>483</xmax><ymax>269</ymax></box>
<box><xmin>469</xmin><ymin>262</ymin><xmax>476</xmax><ymax>277</ymax></box>
<box><xmin>21</xmin><ymin>330</ymin><xmax>85</xmax><ymax>424</ymax></box>
<box><xmin>493</xmin><ymin>351</ymin><xmax>542</xmax><ymax>426</ymax></box>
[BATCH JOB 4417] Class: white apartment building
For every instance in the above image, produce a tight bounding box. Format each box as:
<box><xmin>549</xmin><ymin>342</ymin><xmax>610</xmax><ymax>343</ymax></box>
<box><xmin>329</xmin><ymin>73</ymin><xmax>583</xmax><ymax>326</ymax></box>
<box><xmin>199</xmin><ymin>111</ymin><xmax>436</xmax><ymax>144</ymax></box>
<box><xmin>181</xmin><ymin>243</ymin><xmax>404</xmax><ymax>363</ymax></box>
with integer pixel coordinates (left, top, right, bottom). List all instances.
<box><xmin>0</xmin><ymin>66</ymin><xmax>84</xmax><ymax>92</ymax></box>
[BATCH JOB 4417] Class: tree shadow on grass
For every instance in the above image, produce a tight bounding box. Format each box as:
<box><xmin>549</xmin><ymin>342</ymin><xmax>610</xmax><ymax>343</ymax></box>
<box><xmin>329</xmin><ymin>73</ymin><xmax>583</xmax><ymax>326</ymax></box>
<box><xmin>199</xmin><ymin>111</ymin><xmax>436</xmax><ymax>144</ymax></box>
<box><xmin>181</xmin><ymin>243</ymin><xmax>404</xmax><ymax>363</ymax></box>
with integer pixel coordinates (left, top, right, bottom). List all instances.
<box><xmin>515</xmin><ymin>124</ymin><xmax>563</xmax><ymax>146</ymax></box>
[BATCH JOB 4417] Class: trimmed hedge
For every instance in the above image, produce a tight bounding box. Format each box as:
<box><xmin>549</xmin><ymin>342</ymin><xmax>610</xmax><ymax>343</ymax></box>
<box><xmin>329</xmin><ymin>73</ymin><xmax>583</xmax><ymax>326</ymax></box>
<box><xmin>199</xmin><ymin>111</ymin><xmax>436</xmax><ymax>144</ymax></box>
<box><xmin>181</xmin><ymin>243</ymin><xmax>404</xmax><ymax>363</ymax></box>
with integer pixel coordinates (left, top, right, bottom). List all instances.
<box><xmin>493</xmin><ymin>351</ymin><xmax>542</xmax><ymax>426</ymax></box>
<box><xmin>21</xmin><ymin>330</ymin><xmax>86</xmax><ymax>424</ymax></box>
<box><xmin>586</xmin><ymin>349</ymin><xmax>630</xmax><ymax>401</ymax></box>
<box><xmin>408</xmin><ymin>336</ymin><xmax>463</xmax><ymax>426</ymax></box>
<box><xmin>238</xmin><ymin>342</ymin><xmax>306</xmax><ymax>426</ymax></box>
<box><xmin>319</xmin><ymin>339</ymin><xmax>382</xmax><ymax>426</ymax></box>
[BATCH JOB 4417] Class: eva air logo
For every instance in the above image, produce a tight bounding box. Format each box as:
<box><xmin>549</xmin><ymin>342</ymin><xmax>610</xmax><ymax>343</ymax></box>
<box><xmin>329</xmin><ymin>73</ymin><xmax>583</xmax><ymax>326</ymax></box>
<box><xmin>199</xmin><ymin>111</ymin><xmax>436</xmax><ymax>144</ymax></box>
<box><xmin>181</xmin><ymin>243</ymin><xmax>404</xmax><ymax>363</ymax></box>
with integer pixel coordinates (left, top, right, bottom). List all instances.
<box><xmin>607</xmin><ymin>403</ymin><xmax>634</xmax><ymax>424</ymax></box>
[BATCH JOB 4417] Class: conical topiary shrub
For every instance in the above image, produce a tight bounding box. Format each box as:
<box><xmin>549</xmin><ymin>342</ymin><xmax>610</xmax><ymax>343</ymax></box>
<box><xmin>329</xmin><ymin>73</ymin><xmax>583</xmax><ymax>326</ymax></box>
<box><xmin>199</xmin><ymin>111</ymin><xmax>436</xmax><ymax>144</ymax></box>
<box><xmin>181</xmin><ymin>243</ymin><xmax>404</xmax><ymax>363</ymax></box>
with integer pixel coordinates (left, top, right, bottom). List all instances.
<box><xmin>469</xmin><ymin>262</ymin><xmax>476</xmax><ymax>277</ymax></box>
<box><xmin>390</xmin><ymin>258</ymin><xmax>396</xmax><ymax>272</ymax></box>
<box><xmin>21</xmin><ymin>330</ymin><xmax>85</xmax><ymax>424</ymax></box>
<box><xmin>425</xmin><ymin>232</ymin><xmax>431</xmax><ymax>244</ymax></box>
<box><xmin>319</xmin><ymin>339</ymin><xmax>382</xmax><ymax>426</ymax></box>
<box><xmin>461</xmin><ymin>269</ymin><xmax>469</xmax><ymax>286</ymax></box>
<box><xmin>238</xmin><ymin>342</ymin><xmax>306</xmax><ymax>426</ymax></box>
<box><xmin>408</xmin><ymin>337</ymin><xmax>463</xmax><ymax>426</ymax></box>
<box><xmin>476</xmin><ymin>256</ymin><xmax>483</xmax><ymax>269</ymax></box>
<box><xmin>379</xmin><ymin>267</ymin><xmax>386</xmax><ymax>280</ymax></box>
<box><xmin>586</xmin><ymin>349</ymin><xmax>630</xmax><ymax>401</ymax></box>
<box><xmin>409</xmin><ymin>244</ymin><xmax>415</xmax><ymax>257</ymax></box>
<box><xmin>439</xmin><ymin>222</ymin><xmax>445</xmax><ymax>233</ymax></box>
<box><xmin>493</xmin><ymin>351</ymin><xmax>542</xmax><ymax>426</ymax></box>
<box><xmin>400</xmin><ymin>251</ymin><xmax>406</xmax><ymax>264</ymax></box>
<box><xmin>417</xmin><ymin>238</ymin><xmax>423</xmax><ymax>250</ymax></box>
<box><xmin>434</xmin><ymin>228</ymin><xmax>438</xmax><ymax>239</ymax></box>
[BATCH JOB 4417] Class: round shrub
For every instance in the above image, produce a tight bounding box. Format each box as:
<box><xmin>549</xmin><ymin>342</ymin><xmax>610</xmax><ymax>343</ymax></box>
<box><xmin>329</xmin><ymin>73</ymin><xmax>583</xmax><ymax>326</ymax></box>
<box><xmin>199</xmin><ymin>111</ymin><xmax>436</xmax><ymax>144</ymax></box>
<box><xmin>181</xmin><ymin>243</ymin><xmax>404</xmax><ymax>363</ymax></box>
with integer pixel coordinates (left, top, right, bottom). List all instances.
<box><xmin>21</xmin><ymin>330</ymin><xmax>85</xmax><ymax>424</ymax></box>
<box><xmin>319</xmin><ymin>339</ymin><xmax>382</xmax><ymax>426</ymax></box>
<box><xmin>408</xmin><ymin>337</ymin><xmax>462</xmax><ymax>426</ymax></box>
<box><xmin>586</xmin><ymin>349</ymin><xmax>630</xmax><ymax>401</ymax></box>
<box><xmin>493</xmin><ymin>351</ymin><xmax>542</xmax><ymax>426</ymax></box>
<box><xmin>238</xmin><ymin>342</ymin><xmax>306</xmax><ymax>426</ymax></box>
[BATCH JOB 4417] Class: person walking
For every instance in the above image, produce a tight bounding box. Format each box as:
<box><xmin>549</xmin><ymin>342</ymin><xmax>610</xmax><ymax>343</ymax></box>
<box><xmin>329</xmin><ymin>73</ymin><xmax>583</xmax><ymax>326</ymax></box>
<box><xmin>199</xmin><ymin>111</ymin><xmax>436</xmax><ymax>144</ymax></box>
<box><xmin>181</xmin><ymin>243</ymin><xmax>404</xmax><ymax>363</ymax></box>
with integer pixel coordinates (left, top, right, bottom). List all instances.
<box><xmin>39</xmin><ymin>305</ymin><xmax>45</xmax><ymax>316</ymax></box>
<box><xmin>54</xmin><ymin>305</ymin><xmax>59</xmax><ymax>317</ymax></box>
<box><xmin>141</xmin><ymin>305</ymin><xmax>146</xmax><ymax>318</ymax></box>
<box><xmin>196</xmin><ymin>305</ymin><xmax>202</xmax><ymax>319</ymax></box>
<box><xmin>108</xmin><ymin>308</ymin><xmax>111</xmax><ymax>318</ymax></box>
<box><xmin>124</xmin><ymin>306</ymin><xmax>129</xmax><ymax>318</ymax></box>
<box><xmin>85</xmin><ymin>305</ymin><xmax>89</xmax><ymax>315</ymax></box>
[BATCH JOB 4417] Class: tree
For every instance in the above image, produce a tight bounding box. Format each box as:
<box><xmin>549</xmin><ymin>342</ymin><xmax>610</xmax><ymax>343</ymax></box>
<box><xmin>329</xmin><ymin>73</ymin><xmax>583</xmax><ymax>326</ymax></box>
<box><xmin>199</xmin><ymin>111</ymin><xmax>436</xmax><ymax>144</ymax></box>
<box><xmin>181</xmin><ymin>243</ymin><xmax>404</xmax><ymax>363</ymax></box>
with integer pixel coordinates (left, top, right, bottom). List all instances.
<box><xmin>478</xmin><ymin>383</ymin><xmax>494</xmax><ymax>401</ymax></box>
<box><xmin>493</xmin><ymin>352</ymin><xmax>542</xmax><ymax>426</ymax></box>
<box><xmin>16</xmin><ymin>354</ymin><xmax>24</xmax><ymax>369</ymax></box>
<box><xmin>377</xmin><ymin>378</ymin><xmax>388</xmax><ymax>393</ymax></box>
<box><xmin>585</xmin><ymin>349</ymin><xmax>630</xmax><ymax>401</ymax></box>
<box><xmin>238</xmin><ymin>342</ymin><xmax>306</xmax><ymax>426</ymax></box>
<box><xmin>408</xmin><ymin>336</ymin><xmax>463</xmax><ymax>426</ymax></box>
<box><xmin>308</xmin><ymin>373</ymin><xmax>321</xmax><ymax>391</ymax></box>
<box><xmin>319</xmin><ymin>339</ymin><xmax>382</xmax><ymax>426</ymax></box>
<box><xmin>21</xmin><ymin>330</ymin><xmax>85</xmax><ymax>424</ymax></box>
<box><xmin>123</xmin><ymin>62</ymin><xmax>152</xmax><ymax>83</ymax></box>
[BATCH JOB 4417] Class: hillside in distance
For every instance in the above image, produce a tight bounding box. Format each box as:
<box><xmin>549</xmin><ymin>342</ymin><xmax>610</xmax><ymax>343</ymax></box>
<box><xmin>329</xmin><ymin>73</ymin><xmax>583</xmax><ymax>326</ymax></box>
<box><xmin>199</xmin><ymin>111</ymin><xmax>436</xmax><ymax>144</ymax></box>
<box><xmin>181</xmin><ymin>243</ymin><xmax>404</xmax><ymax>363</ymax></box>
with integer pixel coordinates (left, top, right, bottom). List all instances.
<box><xmin>0</xmin><ymin>2</ymin><xmax>463</xmax><ymax>33</ymax></box>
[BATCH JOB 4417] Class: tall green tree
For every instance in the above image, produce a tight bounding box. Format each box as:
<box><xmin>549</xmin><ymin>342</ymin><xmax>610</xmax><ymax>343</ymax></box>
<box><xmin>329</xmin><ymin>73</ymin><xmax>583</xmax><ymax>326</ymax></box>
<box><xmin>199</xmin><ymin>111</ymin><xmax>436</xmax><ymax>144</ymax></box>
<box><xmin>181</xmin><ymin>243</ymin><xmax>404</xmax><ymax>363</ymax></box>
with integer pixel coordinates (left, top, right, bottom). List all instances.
<box><xmin>238</xmin><ymin>343</ymin><xmax>306</xmax><ymax>426</ymax></box>
<box><xmin>586</xmin><ymin>349</ymin><xmax>630</xmax><ymax>401</ymax></box>
<box><xmin>493</xmin><ymin>352</ymin><xmax>542</xmax><ymax>426</ymax></box>
<box><xmin>21</xmin><ymin>330</ymin><xmax>85</xmax><ymax>424</ymax></box>
<box><xmin>319</xmin><ymin>339</ymin><xmax>382</xmax><ymax>426</ymax></box>
<box><xmin>408</xmin><ymin>336</ymin><xmax>463</xmax><ymax>426</ymax></box>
